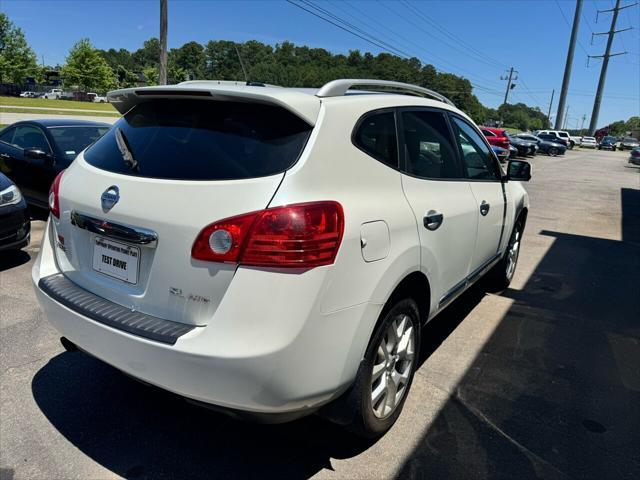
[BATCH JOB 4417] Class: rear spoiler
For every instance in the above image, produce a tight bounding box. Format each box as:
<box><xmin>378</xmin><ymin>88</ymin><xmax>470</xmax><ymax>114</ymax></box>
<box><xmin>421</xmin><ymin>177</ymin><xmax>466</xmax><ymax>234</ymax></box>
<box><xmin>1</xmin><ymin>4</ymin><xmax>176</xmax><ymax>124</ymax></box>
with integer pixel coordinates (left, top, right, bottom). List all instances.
<box><xmin>107</xmin><ymin>84</ymin><xmax>321</xmax><ymax>125</ymax></box>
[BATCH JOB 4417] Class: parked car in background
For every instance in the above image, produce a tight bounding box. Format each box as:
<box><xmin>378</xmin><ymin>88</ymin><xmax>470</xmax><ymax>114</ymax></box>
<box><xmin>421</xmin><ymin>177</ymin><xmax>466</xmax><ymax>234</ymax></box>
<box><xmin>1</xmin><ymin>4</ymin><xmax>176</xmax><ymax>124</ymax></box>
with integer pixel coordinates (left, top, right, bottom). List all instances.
<box><xmin>19</xmin><ymin>91</ymin><xmax>38</xmax><ymax>98</ymax></box>
<box><xmin>619</xmin><ymin>137</ymin><xmax>640</xmax><ymax>151</ymax></box>
<box><xmin>536</xmin><ymin>130</ymin><xmax>570</xmax><ymax>148</ymax></box>
<box><xmin>537</xmin><ymin>133</ymin><xmax>569</xmax><ymax>154</ymax></box>
<box><xmin>491</xmin><ymin>145</ymin><xmax>510</xmax><ymax>163</ymax></box>
<box><xmin>580</xmin><ymin>136</ymin><xmax>597</xmax><ymax>149</ymax></box>
<box><xmin>598</xmin><ymin>136</ymin><xmax>617</xmax><ymax>151</ymax></box>
<box><xmin>480</xmin><ymin>126</ymin><xmax>510</xmax><ymax>150</ymax></box>
<box><xmin>0</xmin><ymin>173</ymin><xmax>30</xmax><ymax>252</ymax></box>
<box><xmin>43</xmin><ymin>89</ymin><xmax>73</xmax><ymax>100</ymax></box>
<box><xmin>509</xmin><ymin>144</ymin><xmax>518</xmax><ymax>158</ymax></box>
<box><xmin>32</xmin><ymin>79</ymin><xmax>531</xmax><ymax>438</ymax></box>
<box><xmin>87</xmin><ymin>93</ymin><xmax>108</xmax><ymax>103</ymax></box>
<box><xmin>0</xmin><ymin>119</ymin><xmax>110</xmax><ymax>208</ymax></box>
<box><xmin>629</xmin><ymin>147</ymin><xmax>640</xmax><ymax>165</ymax></box>
<box><xmin>517</xmin><ymin>133</ymin><xmax>566</xmax><ymax>157</ymax></box>
<box><xmin>505</xmin><ymin>133</ymin><xmax>536</xmax><ymax>157</ymax></box>
<box><xmin>569</xmin><ymin>134</ymin><xmax>582</xmax><ymax>147</ymax></box>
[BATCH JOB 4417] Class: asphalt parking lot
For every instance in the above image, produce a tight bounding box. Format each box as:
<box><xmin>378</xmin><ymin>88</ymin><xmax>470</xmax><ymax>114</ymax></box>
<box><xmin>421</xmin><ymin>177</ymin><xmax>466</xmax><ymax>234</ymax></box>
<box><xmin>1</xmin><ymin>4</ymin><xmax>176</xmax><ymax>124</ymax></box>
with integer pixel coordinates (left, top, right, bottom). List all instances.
<box><xmin>1</xmin><ymin>149</ymin><xmax>639</xmax><ymax>480</ymax></box>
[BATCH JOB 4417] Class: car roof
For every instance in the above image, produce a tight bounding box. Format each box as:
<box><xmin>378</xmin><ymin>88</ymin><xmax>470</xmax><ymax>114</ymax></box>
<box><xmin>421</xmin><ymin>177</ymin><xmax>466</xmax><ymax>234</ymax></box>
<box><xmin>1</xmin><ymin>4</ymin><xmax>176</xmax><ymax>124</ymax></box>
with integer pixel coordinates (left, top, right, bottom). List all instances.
<box><xmin>7</xmin><ymin>119</ymin><xmax>111</xmax><ymax>128</ymax></box>
<box><xmin>107</xmin><ymin>79</ymin><xmax>466</xmax><ymax>126</ymax></box>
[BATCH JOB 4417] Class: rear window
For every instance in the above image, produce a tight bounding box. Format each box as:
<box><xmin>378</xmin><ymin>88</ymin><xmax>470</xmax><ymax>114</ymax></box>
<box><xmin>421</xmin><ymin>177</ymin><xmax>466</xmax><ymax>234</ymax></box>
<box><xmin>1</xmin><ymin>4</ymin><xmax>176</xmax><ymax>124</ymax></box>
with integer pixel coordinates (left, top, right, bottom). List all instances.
<box><xmin>84</xmin><ymin>99</ymin><xmax>312</xmax><ymax>180</ymax></box>
<box><xmin>48</xmin><ymin>126</ymin><xmax>110</xmax><ymax>159</ymax></box>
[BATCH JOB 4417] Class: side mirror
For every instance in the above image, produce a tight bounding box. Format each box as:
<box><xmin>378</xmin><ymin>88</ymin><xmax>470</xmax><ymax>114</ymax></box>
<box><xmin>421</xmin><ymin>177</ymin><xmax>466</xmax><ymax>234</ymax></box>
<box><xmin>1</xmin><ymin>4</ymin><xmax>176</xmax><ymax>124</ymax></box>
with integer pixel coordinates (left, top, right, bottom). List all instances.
<box><xmin>24</xmin><ymin>148</ymin><xmax>53</xmax><ymax>164</ymax></box>
<box><xmin>506</xmin><ymin>159</ymin><xmax>531</xmax><ymax>182</ymax></box>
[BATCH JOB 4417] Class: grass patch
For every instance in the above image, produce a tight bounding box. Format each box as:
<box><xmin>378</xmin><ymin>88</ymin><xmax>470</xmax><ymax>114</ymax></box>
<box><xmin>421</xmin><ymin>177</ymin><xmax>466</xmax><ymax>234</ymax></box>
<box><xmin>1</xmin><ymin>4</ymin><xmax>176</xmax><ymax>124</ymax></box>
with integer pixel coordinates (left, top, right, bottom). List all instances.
<box><xmin>0</xmin><ymin>96</ymin><xmax>117</xmax><ymax>112</ymax></box>
<box><xmin>0</xmin><ymin>107</ymin><xmax>119</xmax><ymax>118</ymax></box>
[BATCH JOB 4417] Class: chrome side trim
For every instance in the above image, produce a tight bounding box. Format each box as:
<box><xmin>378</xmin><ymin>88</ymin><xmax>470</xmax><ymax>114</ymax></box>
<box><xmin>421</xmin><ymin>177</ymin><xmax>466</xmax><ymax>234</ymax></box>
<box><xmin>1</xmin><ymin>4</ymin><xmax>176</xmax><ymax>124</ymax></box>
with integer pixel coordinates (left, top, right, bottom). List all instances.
<box><xmin>70</xmin><ymin>211</ymin><xmax>158</xmax><ymax>247</ymax></box>
<box><xmin>437</xmin><ymin>253</ymin><xmax>503</xmax><ymax>310</ymax></box>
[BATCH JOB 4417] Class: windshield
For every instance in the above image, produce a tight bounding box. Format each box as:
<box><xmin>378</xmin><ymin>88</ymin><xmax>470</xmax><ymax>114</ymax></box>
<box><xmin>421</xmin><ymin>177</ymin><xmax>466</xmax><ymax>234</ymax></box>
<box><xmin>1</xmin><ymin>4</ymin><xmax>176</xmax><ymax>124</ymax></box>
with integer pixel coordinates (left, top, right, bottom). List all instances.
<box><xmin>84</xmin><ymin>99</ymin><xmax>312</xmax><ymax>181</ymax></box>
<box><xmin>603</xmin><ymin>136</ymin><xmax>616</xmax><ymax>142</ymax></box>
<box><xmin>47</xmin><ymin>126</ymin><xmax>110</xmax><ymax>158</ymax></box>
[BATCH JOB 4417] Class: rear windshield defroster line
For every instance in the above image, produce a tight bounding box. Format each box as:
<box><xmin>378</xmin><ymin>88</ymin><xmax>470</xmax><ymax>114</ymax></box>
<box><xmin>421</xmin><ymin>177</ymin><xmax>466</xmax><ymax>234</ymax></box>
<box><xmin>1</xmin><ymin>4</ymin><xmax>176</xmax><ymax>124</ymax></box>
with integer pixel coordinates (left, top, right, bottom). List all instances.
<box><xmin>84</xmin><ymin>99</ymin><xmax>312</xmax><ymax>181</ymax></box>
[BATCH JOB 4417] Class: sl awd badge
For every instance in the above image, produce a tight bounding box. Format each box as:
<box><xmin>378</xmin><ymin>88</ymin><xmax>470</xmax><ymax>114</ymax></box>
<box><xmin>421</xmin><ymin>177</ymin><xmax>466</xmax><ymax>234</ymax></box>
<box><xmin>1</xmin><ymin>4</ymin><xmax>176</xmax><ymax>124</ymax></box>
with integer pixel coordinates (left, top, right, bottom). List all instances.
<box><xmin>101</xmin><ymin>185</ymin><xmax>120</xmax><ymax>212</ymax></box>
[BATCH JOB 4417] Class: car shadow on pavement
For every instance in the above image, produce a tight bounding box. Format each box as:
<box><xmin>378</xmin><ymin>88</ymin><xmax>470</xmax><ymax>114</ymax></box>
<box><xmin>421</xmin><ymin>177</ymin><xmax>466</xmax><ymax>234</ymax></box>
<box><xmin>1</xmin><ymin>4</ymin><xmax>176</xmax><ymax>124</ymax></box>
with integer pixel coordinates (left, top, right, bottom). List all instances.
<box><xmin>0</xmin><ymin>250</ymin><xmax>30</xmax><ymax>272</ymax></box>
<box><xmin>395</xmin><ymin>195</ymin><xmax>640</xmax><ymax>478</ymax></box>
<box><xmin>30</xmin><ymin>288</ymin><xmax>487</xmax><ymax>480</ymax></box>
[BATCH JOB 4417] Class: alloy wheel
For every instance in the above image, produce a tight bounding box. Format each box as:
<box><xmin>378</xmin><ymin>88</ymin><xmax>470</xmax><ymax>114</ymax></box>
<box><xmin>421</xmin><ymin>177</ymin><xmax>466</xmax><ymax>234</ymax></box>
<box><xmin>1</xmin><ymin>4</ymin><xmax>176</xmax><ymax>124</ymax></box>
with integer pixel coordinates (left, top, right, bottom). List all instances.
<box><xmin>370</xmin><ymin>314</ymin><xmax>415</xmax><ymax>419</ymax></box>
<box><xmin>506</xmin><ymin>227</ymin><xmax>521</xmax><ymax>281</ymax></box>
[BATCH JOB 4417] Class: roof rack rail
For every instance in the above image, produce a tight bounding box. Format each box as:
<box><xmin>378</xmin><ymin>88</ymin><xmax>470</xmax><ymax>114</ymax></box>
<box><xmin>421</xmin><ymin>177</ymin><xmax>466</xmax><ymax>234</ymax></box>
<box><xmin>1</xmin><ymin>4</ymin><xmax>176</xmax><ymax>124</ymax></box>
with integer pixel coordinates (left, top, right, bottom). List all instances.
<box><xmin>316</xmin><ymin>79</ymin><xmax>455</xmax><ymax>107</ymax></box>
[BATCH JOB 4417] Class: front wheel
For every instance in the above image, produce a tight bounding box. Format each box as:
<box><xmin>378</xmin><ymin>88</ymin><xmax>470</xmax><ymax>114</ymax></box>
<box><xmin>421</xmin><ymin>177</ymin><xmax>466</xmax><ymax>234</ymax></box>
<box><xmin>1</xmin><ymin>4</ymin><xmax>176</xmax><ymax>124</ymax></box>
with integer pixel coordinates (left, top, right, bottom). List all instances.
<box><xmin>487</xmin><ymin>218</ymin><xmax>524</xmax><ymax>291</ymax></box>
<box><xmin>322</xmin><ymin>298</ymin><xmax>421</xmax><ymax>438</ymax></box>
<box><xmin>548</xmin><ymin>147</ymin><xmax>559</xmax><ymax>157</ymax></box>
<box><xmin>569</xmin><ymin>141</ymin><xmax>575</xmax><ymax>150</ymax></box>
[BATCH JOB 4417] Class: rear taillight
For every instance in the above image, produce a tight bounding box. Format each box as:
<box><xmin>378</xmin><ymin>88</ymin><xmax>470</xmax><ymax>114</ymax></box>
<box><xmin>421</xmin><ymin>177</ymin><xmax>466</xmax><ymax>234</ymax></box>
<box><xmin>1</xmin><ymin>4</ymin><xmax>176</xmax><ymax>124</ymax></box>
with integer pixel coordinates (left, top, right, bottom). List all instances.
<box><xmin>49</xmin><ymin>170</ymin><xmax>64</xmax><ymax>218</ymax></box>
<box><xmin>192</xmin><ymin>201</ymin><xmax>344</xmax><ymax>269</ymax></box>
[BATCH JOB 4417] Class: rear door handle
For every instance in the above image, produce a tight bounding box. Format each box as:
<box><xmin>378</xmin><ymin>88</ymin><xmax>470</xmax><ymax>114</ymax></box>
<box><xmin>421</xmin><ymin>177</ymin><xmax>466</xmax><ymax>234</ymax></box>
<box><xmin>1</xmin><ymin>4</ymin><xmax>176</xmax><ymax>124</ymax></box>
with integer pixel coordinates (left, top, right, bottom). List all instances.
<box><xmin>0</xmin><ymin>153</ymin><xmax>10</xmax><ymax>159</ymax></box>
<box><xmin>424</xmin><ymin>211</ymin><xmax>444</xmax><ymax>231</ymax></box>
<box><xmin>480</xmin><ymin>201</ymin><xmax>490</xmax><ymax>216</ymax></box>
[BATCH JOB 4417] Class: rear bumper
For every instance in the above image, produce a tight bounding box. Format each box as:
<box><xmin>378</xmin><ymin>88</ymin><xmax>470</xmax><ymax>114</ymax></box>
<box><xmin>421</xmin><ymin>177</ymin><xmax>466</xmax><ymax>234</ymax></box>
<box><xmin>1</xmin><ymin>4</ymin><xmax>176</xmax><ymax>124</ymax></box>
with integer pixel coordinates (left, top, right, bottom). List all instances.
<box><xmin>32</xmin><ymin>220</ymin><xmax>378</xmax><ymax>418</ymax></box>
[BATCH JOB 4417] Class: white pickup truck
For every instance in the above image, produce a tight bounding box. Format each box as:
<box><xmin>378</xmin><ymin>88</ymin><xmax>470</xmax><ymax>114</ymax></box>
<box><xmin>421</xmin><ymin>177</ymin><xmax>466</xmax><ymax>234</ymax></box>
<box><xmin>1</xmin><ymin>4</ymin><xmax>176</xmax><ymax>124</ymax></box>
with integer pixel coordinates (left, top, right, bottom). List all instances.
<box><xmin>43</xmin><ymin>88</ymin><xmax>73</xmax><ymax>100</ymax></box>
<box><xmin>87</xmin><ymin>92</ymin><xmax>108</xmax><ymax>103</ymax></box>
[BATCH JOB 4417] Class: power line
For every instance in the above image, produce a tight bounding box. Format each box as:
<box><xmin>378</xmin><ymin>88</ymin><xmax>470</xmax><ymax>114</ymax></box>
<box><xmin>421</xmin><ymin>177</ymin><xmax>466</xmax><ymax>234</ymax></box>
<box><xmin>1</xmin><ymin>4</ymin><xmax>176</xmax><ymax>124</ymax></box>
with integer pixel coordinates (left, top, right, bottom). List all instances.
<box><xmin>399</xmin><ymin>0</ymin><xmax>506</xmax><ymax>69</ymax></box>
<box><xmin>288</xmin><ymin>0</ymin><xmax>505</xmax><ymax>97</ymax></box>
<box><xmin>555</xmin><ymin>0</ymin><xmax>590</xmax><ymax>57</ymax></box>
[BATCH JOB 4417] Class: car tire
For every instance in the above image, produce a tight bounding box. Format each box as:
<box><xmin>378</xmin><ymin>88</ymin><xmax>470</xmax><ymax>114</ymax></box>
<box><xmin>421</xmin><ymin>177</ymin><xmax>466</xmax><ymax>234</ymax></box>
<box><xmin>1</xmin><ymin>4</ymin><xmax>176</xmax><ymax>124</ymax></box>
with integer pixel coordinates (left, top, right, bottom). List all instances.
<box><xmin>487</xmin><ymin>217</ymin><xmax>525</xmax><ymax>292</ymax></box>
<box><xmin>613</xmin><ymin>146</ymin><xmax>617</xmax><ymax>151</ymax></box>
<box><xmin>569</xmin><ymin>141</ymin><xmax>574</xmax><ymax>150</ymax></box>
<box><xmin>548</xmin><ymin>147</ymin><xmax>559</xmax><ymax>157</ymax></box>
<box><xmin>321</xmin><ymin>298</ymin><xmax>421</xmax><ymax>438</ymax></box>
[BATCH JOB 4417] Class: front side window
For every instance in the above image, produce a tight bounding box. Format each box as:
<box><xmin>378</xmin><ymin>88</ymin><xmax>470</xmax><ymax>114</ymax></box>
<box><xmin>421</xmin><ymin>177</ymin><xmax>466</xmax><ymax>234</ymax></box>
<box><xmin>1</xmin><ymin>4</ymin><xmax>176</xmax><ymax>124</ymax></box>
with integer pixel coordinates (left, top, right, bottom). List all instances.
<box><xmin>452</xmin><ymin>117</ymin><xmax>501</xmax><ymax>181</ymax></box>
<box><xmin>12</xmin><ymin>125</ymin><xmax>51</xmax><ymax>153</ymax></box>
<box><xmin>353</xmin><ymin>112</ymin><xmax>398</xmax><ymax>169</ymax></box>
<box><xmin>84</xmin><ymin>99</ymin><xmax>312</xmax><ymax>181</ymax></box>
<box><xmin>401</xmin><ymin>110</ymin><xmax>461</xmax><ymax>179</ymax></box>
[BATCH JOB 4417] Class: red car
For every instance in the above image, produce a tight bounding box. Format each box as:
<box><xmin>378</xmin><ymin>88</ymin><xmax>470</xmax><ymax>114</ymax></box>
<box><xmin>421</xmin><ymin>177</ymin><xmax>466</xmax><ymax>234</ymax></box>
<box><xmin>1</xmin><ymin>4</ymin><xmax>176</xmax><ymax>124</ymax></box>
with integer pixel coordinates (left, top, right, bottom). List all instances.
<box><xmin>480</xmin><ymin>126</ymin><xmax>510</xmax><ymax>150</ymax></box>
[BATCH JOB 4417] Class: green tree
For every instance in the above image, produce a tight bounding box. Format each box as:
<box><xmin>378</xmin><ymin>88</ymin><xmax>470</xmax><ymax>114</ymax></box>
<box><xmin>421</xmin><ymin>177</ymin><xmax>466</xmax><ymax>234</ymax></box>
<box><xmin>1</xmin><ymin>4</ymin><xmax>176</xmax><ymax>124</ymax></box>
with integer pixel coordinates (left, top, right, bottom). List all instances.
<box><xmin>61</xmin><ymin>38</ymin><xmax>116</xmax><ymax>92</ymax></box>
<box><xmin>0</xmin><ymin>13</ymin><xmax>38</xmax><ymax>83</ymax></box>
<box><xmin>170</xmin><ymin>41</ymin><xmax>206</xmax><ymax>79</ymax></box>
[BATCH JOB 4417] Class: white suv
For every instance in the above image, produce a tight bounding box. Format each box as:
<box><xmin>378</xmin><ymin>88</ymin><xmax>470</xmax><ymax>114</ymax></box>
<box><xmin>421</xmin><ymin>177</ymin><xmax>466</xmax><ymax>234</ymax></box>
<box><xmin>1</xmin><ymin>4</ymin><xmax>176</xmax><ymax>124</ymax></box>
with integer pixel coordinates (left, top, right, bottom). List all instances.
<box><xmin>33</xmin><ymin>79</ymin><xmax>530</xmax><ymax>437</ymax></box>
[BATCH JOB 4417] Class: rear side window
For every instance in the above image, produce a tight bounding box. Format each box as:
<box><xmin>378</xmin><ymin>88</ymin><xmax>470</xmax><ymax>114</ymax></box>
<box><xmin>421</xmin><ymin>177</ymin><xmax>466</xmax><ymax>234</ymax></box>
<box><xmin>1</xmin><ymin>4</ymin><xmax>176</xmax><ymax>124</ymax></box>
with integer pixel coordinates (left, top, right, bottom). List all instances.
<box><xmin>353</xmin><ymin>112</ymin><xmax>398</xmax><ymax>169</ymax></box>
<box><xmin>84</xmin><ymin>100</ymin><xmax>312</xmax><ymax>180</ymax></box>
<box><xmin>401</xmin><ymin>110</ymin><xmax>461</xmax><ymax>179</ymax></box>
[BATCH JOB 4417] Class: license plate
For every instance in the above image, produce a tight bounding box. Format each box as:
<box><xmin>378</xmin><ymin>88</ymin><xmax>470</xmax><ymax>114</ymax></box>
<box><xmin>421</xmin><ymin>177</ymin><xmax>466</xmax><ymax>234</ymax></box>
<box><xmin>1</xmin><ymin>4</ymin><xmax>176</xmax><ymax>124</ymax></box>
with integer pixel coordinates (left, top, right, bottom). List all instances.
<box><xmin>92</xmin><ymin>237</ymin><xmax>140</xmax><ymax>284</ymax></box>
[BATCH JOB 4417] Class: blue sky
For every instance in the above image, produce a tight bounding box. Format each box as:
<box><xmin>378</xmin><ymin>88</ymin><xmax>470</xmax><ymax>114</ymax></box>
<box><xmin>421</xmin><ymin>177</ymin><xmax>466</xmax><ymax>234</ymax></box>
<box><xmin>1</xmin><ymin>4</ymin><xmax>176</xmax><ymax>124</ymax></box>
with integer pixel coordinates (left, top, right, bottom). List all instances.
<box><xmin>2</xmin><ymin>0</ymin><xmax>639</xmax><ymax>128</ymax></box>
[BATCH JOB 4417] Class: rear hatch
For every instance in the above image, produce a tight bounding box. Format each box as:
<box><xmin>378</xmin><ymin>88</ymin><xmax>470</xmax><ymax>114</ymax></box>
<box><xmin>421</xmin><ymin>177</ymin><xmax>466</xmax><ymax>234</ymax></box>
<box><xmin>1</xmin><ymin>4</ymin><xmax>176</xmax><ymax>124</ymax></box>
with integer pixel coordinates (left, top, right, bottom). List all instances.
<box><xmin>52</xmin><ymin>97</ymin><xmax>314</xmax><ymax>326</ymax></box>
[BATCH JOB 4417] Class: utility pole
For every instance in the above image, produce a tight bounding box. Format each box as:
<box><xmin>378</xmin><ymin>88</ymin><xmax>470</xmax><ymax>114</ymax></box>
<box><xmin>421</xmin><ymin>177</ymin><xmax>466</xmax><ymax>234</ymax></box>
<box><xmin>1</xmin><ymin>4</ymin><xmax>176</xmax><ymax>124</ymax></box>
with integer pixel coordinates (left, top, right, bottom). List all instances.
<box><xmin>501</xmin><ymin>67</ymin><xmax>518</xmax><ymax>107</ymax></box>
<box><xmin>580</xmin><ymin>114</ymin><xmax>587</xmax><ymax>133</ymax></box>
<box><xmin>547</xmin><ymin>89</ymin><xmax>555</xmax><ymax>127</ymax></box>
<box><xmin>588</xmin><ymin>0</ymin><xmax>635</xmax><ymax>134</ymax></box>
<box><xmin>562</xmin><ymin>105</ymin><xmax>570</xmax><ymax>130</ymax></box>
<box><xmin>555</xmin><ymin>0</ymin><xmax>583</xmax><ymax>130</ymax></box>
<box><xmin>159</xmin><ymin>0</ymin><xmax>168</xmax><ymax>85</ymax></box>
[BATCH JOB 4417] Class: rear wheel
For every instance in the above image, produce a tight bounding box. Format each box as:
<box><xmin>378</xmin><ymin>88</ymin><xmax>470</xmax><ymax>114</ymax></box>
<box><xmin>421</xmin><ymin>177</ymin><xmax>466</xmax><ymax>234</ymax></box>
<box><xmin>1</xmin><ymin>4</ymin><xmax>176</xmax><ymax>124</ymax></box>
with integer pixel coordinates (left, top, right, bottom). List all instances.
<box><xmin>569</xmin><ymin>141</ymin><xmax>575</xmax><ymax>150</ymax></box>
<box><xmin>548</xmin><ymin>147</ymin><xmax>559</xmax><ymax>157</ymax></box>
<box><xmin>323</xmin><ymin>298</ymin><xmax>421</xmax><ymax>438</ymax></box>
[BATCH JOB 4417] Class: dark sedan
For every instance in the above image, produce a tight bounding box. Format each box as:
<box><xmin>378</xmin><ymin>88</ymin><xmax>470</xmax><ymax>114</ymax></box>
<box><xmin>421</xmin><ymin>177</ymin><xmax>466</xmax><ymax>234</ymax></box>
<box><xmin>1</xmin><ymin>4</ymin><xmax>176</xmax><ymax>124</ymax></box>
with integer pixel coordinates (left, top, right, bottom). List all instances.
<box><xmin>598</xmin><ymin>136</ymin><xmax>617</xmax><ymax>151</ymax></box>
<box><xmin>0</xmin><ymin>173</ymin><xmax>30</xmax><ymax>251</ymax></box>
<box><xmin>0</xmin><ymin>119</ymin><xmax>110</xmax><ymax>208</ymax></box>
<box><xmin>505</xmin><ymin>133</ymin><xmax>536</xmax><ymax>157</ymax></box>
<box><xmin>518</xmin><ymin>133</ymin><xmax>567</xmax><ymax>157</ymax></box>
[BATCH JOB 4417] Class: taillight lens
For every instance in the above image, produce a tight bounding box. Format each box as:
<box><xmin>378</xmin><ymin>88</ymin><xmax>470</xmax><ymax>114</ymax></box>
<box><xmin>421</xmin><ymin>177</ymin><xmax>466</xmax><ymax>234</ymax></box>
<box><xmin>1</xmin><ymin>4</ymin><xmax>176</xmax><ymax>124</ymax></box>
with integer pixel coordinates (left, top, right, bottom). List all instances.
<box><xmin>192</xmin><ymin>201</ymin><xmax>344</xmax><ymax>269</ymax></box>
<box><xmin>49</xmin><ymin>170</ymin><xmax>64</xmax><ymax>218</ymax></box>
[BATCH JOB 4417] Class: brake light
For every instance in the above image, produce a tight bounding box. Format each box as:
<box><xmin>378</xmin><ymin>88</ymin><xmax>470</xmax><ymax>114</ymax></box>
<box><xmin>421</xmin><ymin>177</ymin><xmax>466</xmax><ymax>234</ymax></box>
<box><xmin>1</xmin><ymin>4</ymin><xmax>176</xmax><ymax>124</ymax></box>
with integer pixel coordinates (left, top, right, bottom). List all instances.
<box><xmin>192</xmin><ymin>201</ymin><xmax>344</xmax><ymax>269</ymax></box>
<box><xmin>49</xmin><ymin>170</ymin><xmax>64</xmax><ymax>218</ymax></box>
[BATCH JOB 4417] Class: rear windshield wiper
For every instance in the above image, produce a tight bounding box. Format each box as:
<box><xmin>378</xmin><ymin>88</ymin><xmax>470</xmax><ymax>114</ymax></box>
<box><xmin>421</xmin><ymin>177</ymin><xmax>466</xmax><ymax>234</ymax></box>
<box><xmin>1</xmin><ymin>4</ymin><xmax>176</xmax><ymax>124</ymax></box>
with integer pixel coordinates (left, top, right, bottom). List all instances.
<box><xmin>114</xmin><ymin>128</ymin><xmax>139</xmax><ymax>172</ymax></box>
